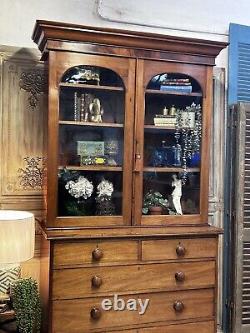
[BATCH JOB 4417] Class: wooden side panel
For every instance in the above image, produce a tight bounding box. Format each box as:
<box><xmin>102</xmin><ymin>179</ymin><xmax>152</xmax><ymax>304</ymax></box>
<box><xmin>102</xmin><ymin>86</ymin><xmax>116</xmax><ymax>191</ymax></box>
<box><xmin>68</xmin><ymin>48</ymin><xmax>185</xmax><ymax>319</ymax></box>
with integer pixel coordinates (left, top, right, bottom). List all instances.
<box><xmin>40</xmin><ymin>236</ymin><xmax>51</xmax><ymax>333</ymax></box>
<box><xmin>209</xmin><ymin>67</ymin><xmax>226</xmax><ymax>331</ymax></box>
<box><xmin>1</xmin><ymin>49</ymin><xmax>47</xmax><ymax>199</ymax></box>
<box><xmin>0</xmin><ymin>46</ymin><xmax>47</xmax><ymax>284</ymax></box>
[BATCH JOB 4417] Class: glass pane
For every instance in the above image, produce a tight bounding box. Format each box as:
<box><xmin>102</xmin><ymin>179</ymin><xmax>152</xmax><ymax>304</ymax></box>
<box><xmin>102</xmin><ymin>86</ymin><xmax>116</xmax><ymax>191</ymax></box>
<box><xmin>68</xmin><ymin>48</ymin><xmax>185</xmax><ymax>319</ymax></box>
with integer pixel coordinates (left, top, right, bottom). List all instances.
<box><xmin>58</xmin><ymin>65</ymin><xmax>125</xmax><ymax>217</ymax></box>
<box><xmin>59</xmin><ymin>87</ymin><xmax>124</xmax><ymax>123</ymax></box>
<box><xmin>143</xmin><ymin>73</ymin><xmax>202</xmax><ymax>216</ymax></box>
<box><xmin>59</xmin><ymin>125</ymin><xmax>123</xmax><ymax>167</ymax></box>
<box><xmin>142</xmin><ymin>172</ymin><xmax>200</xmax><ymax>216</ymax></box>
<box><xmin>58</xmin><ymin>170</ymin><xmax>122</xmax><ymax>216</ymax></box>
<box><xmin>61</xmin><ymin>65</ymin><xmax>124</xmax><ymax>87</ymax></box>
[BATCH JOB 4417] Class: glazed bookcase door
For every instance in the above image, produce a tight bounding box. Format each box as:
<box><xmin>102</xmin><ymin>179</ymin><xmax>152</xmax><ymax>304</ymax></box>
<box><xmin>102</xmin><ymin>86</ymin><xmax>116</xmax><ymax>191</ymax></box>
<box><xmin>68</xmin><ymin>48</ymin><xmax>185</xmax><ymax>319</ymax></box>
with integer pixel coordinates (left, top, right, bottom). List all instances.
<box><xmin>133</xmin><ymin>60</ymin><xmax>212</xmax><ymax>225</ymax></box>
<box><xmin>47</xmin><ymin>51</ymin><xmax>135</xmax><ymax>227</ymax></box>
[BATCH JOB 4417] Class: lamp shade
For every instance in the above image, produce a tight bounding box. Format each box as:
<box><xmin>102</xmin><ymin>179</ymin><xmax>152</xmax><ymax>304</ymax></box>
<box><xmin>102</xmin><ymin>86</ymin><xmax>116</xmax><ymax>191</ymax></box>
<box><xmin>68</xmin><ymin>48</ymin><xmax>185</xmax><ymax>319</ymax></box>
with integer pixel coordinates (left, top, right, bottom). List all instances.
<box><xmin>0</xmin><ymin>210</ymin><xmax>35</xmax><ymax>264</ymax></box>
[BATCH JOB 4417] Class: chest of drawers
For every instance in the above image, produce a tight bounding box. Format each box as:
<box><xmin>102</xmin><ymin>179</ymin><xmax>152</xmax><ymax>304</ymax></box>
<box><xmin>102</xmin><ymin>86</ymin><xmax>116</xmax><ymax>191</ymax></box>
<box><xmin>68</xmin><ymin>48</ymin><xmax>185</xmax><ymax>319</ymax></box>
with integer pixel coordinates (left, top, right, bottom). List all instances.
<box><xmin>40</xmin><ymin>232</ymin><xmax>220</xmax><ymax>332</ymax></box>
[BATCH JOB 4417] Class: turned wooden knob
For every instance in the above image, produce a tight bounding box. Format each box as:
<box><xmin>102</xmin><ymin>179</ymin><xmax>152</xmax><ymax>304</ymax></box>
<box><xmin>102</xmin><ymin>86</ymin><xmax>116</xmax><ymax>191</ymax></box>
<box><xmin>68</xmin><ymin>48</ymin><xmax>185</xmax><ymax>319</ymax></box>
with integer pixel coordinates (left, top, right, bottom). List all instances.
<box><xmin>175</xmin><ymin>271</ymin><xmax>185</xmax><ymax>282</ymax></box>
<box><xmin>90</xmin><ymin>307</ymin><xmax>102</xmax><ymax>320</ymax></box>
<box><xmin>176</xmin><ymin>244</ymin><xmax>186</xmax><ymax>257</ymax></box>
<box><xmin>91</xmin><ymin>275</ymin><xmax>103</xmax><ymax>288</ymax></box>
<box><xmin>173</xmin><ymin>300</ymin><xmax>184</xmax><ymax>312</ymax></box>
<box><xmin>92</xmin><ymin>247</ymin><xmax>103</xmax><ymax>261</ymax></box>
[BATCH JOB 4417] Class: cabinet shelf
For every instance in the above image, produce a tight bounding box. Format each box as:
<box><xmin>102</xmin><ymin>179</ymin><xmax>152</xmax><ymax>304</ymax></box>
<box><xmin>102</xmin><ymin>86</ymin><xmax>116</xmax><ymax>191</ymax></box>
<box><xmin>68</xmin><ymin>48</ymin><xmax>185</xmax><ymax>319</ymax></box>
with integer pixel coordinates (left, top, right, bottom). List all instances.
<box><xmin>144</xmin><ymin>125</ymin><xmax>194</xmax><ymax>131</ymax></box>
<box><xmin>143</xmin><ymin>167</ymin><xmax>200</xmax><ymax>173</ymax></box>
<box><xmin>145</xmin><ymin>89</ymin><xmax>202</xmax><ymax>97</ymax></box>
<box><xmin>59</xmin><ymin>82</ymin><xmax>124</xmax><ymax>92</ymax></box>
<box><xmin>58</xmin><ymin>165</ymin><xmax>123</xmax><ymax>172</ymax></box>
<box><xmin>59</xmin><ymin>120</ymin><xmax>124</xmax><ymax>128</ymax></box>
<box><xmin>144</xmin><ymin>125</ymin><xmax>176</xmax><ymax>130</ymax></box>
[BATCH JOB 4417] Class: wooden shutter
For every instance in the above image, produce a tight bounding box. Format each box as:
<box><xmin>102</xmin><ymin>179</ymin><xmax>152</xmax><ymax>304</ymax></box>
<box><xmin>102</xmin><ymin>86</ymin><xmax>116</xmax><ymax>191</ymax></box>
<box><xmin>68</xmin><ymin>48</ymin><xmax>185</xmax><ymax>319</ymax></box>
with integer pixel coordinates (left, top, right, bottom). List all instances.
<box><xmin>227</xmin><ymin>23</ymin><xmax>250</xmax><ymax>333</ymax></box>
<box><xmin>229</xmin><ymin>23</ymin><xmax>250</xmax><ymax>105</ymax></box>
<box><xmin>231</xmin><ymin>103</ymin><xmax>250</xmax><ymax>333</ymax></box>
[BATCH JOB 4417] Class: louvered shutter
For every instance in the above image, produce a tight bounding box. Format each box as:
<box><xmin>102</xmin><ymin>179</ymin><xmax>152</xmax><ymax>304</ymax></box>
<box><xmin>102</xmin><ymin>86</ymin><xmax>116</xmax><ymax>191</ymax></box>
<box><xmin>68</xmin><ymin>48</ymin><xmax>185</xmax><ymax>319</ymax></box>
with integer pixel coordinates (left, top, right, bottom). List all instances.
<box><xmin>229</xmin><ymin>23</ymin><xmax>250</xmax><ymax>104</ymax></box>
<box><xmin>227</xmin><ymin>23</ymin><xmax>250</xmax><ymax>333</ymax></box>
<box><xmin>231</xmin><ymin>103</ymin><xmax>250</xmax><ymax>333</ymax></box>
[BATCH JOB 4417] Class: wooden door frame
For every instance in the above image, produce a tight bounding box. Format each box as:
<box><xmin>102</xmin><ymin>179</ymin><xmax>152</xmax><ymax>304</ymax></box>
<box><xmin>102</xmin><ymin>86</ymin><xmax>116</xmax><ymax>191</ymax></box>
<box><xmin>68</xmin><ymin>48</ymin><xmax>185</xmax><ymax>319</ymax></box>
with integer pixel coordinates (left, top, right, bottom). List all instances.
<box><xmin>133</xmin><ymin>59</ymin><xmax>212</xmax><ymax>226</ymax></box>
<box><xmin>47</xmin><ymin>51</ymin><xmax>136</xmax><ymax>227</ymax></box>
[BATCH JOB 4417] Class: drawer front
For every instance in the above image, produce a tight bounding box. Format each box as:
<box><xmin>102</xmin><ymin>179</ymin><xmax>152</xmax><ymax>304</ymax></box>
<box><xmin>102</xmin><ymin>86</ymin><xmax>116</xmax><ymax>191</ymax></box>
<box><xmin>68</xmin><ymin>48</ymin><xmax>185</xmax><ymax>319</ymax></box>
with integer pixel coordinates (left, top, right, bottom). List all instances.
<box><xmin>142</xmin><ymin>238</ymin><xmax>217</xmax><ymax>261</ymax></box>
<box><xmin>139</xmin><ymin>321</ymin><xmax>214</xmax><ymax>332</ymax></box>
<box><xmin>52</xmin><ymin>261</ymin><xmax>215</xmax><ymax>299</ymax></box>
<box><xmin>113</xmin><ymin>331</ymin><xmax>138</xmax><ymax>333</ymax></box>
<box><xmin>52</xmin><ymin>289</ymin><xmax>214</xmax><ymax>332</ymax></box>
<box><xmin>53</xmin><ymin>240</ymin><xmax>138</xmax><ymax>267</ymax></box>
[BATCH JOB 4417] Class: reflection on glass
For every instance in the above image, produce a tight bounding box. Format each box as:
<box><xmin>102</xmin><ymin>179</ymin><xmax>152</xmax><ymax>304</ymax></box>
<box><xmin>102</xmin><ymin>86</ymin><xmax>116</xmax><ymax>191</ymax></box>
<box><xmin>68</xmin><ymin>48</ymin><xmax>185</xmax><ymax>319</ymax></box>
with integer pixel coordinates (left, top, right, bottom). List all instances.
<box><xmin>59</xmin><ymin>126</ymin><xmax>123</xmax><ymax>167</ymax></box>
<box><xmin>58</xmin><ymin>170</ymin><xmax>122</xmax><ymax>216</ymax></box>
<box><xmin>143</xmin><ymin>72</ymin><xmax>203</xmax><ymax>216</ymax></box>
<box><xmin>60</xmin><ymin>87</ymin><xmax>124</xmax><ymax>124</ymax></box>
<box><xmin>61</xmin><ymin>66</ymin><xmax>124</xmax><ymax>87</ymax></box>
<box><xmin>142</xmin><ymin>172</ymin><xmax>200</xmax><ymax>216</ymax></box>
<box><xmin>57</xmin><ymin>65</ymin><xmax>125</xmax><ymax>218</ymax></box>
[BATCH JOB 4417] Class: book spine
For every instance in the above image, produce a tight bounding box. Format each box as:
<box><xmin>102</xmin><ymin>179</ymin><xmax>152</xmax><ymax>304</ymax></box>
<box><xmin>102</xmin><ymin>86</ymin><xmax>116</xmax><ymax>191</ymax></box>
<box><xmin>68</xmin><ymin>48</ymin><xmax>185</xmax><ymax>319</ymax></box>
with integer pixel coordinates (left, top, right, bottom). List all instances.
<box><xmin>74</xmin><ymin>92</ymin><xmax>80</xmax><ymax>121</ymax></box>
<box><xmin>163</xmin><ymin>78</ymin><xmax>190</xmax><ymax>83</ymax></box>
<box><xmin>160</xmin><ymin>85</ymin><xmax>192</xmax><ymax>93</ymax></box>
<box><xmin>161</xmin><ymin>82</ymin><xmax>191</xmax><ymax>86</ymax></box>
<box><xmin>80</xmin><ymin>94</ymin><xmax>85</xmax><ymax>122</ymax></box>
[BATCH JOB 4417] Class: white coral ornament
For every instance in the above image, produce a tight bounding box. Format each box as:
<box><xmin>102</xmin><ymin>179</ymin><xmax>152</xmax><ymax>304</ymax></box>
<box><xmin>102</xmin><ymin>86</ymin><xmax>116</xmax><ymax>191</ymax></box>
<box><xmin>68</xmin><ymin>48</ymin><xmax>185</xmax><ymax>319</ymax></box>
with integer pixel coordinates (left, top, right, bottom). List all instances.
<box><xmin>97</xmin><ymin>179</ymin><xmax>114</xmax><ymax>197</ymax></box>
<box><xmin>65</xmin><ymin>176</ymin><xmax>93</xmax><ymax>199</ymax></box>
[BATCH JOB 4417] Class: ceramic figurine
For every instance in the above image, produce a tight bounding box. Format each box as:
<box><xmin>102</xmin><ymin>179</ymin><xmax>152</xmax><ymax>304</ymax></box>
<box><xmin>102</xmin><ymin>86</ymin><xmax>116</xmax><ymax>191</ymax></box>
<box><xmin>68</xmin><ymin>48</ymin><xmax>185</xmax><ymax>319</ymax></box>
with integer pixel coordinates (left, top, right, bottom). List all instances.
<box><xmin>89</xmin><ymin>98</ymin><xmax>103</xmax><ymax>123</ymax></box>
<box><xmin>169</xmin><ymin>105</ymin><xmax>177</xmax><ymax>116</ymax></box>
<box><xmin>171</xmin><ymin>174</ymin><xmax>183</xmax><ymax>215</ymax></box>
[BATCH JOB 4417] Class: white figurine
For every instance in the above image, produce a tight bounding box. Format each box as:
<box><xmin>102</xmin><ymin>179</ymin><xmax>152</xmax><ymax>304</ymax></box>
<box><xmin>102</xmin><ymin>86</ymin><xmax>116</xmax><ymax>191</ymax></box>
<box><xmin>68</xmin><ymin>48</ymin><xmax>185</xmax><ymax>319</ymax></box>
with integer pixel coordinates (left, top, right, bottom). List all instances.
<box><xmin>171</xmin><ymin>174</ymin><xmax>183</xmax><ymax>215</ymax></box>
<box><xmin>89</xmin><ymin>98</ymin><xmax>103</xmax><ymax>123</ymax></box>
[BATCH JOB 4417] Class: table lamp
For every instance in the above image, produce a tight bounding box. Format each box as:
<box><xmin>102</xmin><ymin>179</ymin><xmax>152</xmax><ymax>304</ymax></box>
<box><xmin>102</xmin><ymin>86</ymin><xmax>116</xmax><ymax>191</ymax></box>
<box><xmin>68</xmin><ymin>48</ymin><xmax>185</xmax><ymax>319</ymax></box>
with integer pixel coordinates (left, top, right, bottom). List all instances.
<box><xmin>0</xmin><ymin>210</ymin><xmax>35</xmax><ymax>297</ymax></box>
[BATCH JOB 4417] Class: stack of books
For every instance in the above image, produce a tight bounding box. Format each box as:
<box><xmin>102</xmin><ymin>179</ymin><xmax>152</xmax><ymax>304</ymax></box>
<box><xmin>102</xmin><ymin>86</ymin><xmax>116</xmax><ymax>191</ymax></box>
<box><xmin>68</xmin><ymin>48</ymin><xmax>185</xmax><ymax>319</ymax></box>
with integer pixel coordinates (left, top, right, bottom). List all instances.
<box><xmin>154</xmin><ymin>115</ymin><xmax>176</xmax><ymax>127</ymax></box>
<box><xmin>160</xmin><ymin>78</ymin><xmax>192</xmax><ymax>93</ymax></box>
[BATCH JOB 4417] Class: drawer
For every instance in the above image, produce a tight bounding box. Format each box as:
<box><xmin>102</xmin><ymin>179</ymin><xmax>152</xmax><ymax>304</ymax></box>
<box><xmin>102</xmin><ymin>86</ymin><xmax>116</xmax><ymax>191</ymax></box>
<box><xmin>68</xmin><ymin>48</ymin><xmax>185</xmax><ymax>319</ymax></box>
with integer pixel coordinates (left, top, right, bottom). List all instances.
<box><xmin>52</xmin><ymin>289</ymin><xmax>214</xmax><ymax>332</ymax></box>
<box><xmin>52</xmin><ymin>261</ymin><xmax>215</xmax><ymax>299</ymax></box>
<box><xmin>53</xmin><ymin>240</ymin><xmax>138</xmax><ymax>267</ymax></box>
<box><xmin>113</xmin><ymin>331</ymin><xmax>138</xmax><ymax>333</ymax></box>
<box><xmin>142</xmin><ymin>238</ymin><xmax>217</xmax><ymax>261</ymax></box>
<box><xmin>139</xmin><ymin>321</ymin><xmax>214</xmax><ymax>332</ymax></box>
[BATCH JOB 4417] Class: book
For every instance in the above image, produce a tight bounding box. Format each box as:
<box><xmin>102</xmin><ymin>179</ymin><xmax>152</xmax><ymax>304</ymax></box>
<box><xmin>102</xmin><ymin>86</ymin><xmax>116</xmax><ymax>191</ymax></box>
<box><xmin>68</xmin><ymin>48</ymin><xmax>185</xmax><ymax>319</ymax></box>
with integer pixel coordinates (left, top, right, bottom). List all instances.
<box><xmin>162</xmin><ymin>78</ymin><xmax>190</xmax><ymax>83</ymax></box>
<box><xmin>154</xmin><ymin>116</ymin><xmax>177</xmax><ymax>126</ymax></box>
<box><xmin>161</xmin><ymin>82</ymin><xmax>191</xmax><ymax>86</ymax></box>
<box><xmin>160</xmin><ymin>85</ymin><xmax>192</xmax><ymax>93</ymax></box>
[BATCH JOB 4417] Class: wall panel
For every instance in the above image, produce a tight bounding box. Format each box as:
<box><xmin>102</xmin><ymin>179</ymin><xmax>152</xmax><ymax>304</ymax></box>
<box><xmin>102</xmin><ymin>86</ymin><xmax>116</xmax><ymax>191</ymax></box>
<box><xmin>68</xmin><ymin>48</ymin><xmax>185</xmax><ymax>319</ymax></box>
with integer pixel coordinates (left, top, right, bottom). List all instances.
<box><xmin>0</xmin><ymin>45</ymin><xmax>47</xmax><ymax>282</ymax></box>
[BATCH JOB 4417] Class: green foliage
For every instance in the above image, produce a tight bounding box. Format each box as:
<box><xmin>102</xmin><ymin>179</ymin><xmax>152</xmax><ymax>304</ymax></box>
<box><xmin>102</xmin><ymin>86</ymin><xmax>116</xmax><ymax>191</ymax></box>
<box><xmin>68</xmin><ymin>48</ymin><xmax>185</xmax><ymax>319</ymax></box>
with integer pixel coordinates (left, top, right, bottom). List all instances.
<box><xmin>12</xmin><ymin>278</ymin><xmax>41</xmax><ymax>333</ymax></box>
<box><xmin>142</xmin><ymin>190</ymin><xmax>169</xmax><ymax>214</ymax></box>
<box><xmin>65</xmin><ymin>200</ymin><xmax>86</xmax><ymax>216</ymax></box>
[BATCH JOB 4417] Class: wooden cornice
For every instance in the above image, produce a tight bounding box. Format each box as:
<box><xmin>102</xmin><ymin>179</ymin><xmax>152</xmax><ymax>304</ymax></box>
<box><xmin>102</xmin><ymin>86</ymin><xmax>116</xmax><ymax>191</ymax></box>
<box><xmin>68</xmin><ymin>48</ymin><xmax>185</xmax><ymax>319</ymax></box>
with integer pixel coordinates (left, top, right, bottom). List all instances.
<box><xmin>32</xmin><ymin>20</ymin><xmax>228</xmax><ymax>64</ymax></box>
